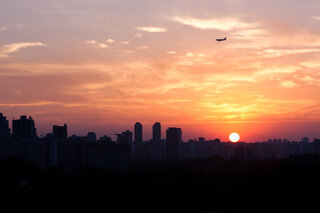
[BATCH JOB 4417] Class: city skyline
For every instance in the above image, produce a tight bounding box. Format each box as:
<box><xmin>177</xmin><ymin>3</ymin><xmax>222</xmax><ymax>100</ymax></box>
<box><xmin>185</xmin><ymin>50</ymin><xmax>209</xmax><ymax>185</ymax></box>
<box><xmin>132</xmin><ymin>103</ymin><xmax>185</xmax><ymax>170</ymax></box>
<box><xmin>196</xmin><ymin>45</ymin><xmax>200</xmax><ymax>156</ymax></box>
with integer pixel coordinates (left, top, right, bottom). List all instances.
<box><xmin>1</xmin><ymin>0</ymin><xmax>320</xmax><ymax>141</ymax></box>
<box><xmin>0</xmin><ymin>112</ymin><xmax>319</xmax><ymax>143</ymax></box>
<box><xmin>1</xmin><ymin>111</ymin><xmax>320</xmax><ymax>173</ymax></box>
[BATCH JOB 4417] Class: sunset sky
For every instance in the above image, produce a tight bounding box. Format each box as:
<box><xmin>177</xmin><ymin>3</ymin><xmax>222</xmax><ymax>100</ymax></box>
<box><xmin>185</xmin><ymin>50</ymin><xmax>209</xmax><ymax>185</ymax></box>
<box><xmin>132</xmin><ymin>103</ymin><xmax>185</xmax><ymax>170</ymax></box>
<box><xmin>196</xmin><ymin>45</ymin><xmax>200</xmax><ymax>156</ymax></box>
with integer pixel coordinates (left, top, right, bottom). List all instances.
<box><xmin>0</xmin><ymin>0</ymin><xmax>320</xmax><ymax>142</ymax></box>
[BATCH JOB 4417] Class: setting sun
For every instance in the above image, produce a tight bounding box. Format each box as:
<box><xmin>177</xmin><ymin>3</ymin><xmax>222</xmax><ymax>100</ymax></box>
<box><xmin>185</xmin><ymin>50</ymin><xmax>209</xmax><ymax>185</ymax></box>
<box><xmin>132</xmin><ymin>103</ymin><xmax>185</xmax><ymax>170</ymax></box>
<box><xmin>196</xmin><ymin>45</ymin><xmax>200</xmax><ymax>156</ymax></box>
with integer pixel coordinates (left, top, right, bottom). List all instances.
<box><xmin>229</xmin><ymin>132</ymin><xmax>240</xmax><ymax>143</ymax></box>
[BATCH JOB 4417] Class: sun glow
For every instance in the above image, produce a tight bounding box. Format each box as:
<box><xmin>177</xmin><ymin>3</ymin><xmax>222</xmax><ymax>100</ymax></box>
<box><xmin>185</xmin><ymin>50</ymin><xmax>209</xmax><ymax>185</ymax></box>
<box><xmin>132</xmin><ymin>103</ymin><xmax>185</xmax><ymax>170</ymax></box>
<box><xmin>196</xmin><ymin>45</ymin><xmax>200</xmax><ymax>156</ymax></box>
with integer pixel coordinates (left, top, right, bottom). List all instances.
<box><xmin>229</xmin><ymin>132</ymin><xmax>240</xmax><ymax>142</ymax></box>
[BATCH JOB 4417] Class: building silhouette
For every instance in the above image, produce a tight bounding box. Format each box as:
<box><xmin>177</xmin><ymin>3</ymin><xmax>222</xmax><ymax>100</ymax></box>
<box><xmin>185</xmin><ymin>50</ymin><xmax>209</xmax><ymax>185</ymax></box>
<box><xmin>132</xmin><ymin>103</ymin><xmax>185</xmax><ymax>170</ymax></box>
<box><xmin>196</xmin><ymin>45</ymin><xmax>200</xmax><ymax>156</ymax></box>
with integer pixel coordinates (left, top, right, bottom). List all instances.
<box><xmin>116</xmin><ymin>130</ymin><xmax>132</xmax><ymax>145</ymax></box>
<box><xmin>153</xmin><ymin>122</ymin><xmax>161</xmax><ymax>143</ymax></box>
<box><xmin>199</xmin><ymin>137</ymin><xmax>205</xmax><ymax>143</ymax></box>
<box><xmin>302</xmin><ymin>137</ymin><xmax>310</xmax><ymax>143</ymax></box>
<box><xmin>53</xmin><ymin>124</ymin><xmax>68</xmax><ymax>140</ymax></box>
<box><xmin>3</xmin><ymin>112</ymin><xmax>320</xmax><ymax>173</ymax></box>
<box><xmin>166</xmin><ymin>127</ymin><xmax>182</xmax><ymax>160</ymax></box>
<box><xmin>12</xmin><ymin>115</ymin><xmax>37</xmax><ymax>141</ymax></box>
<box><xmin>99</xmin><ymin>135</ymin><xmax>112</xmax><ymax>143</ymax></box>
<box><xmin>134</xmin><ymin>122</ymin><xmax>142</xmax><ymax>153</ymax></box>
<box><xmin>314</xmin><ymin>139</ymin><xmax>320</xmax><ymax>155</ymax></box>
<box><xmin>87</xmin><ymin>132</ymin><xmax>97</xmax><ymax>142</ymax></box>
<box><xmin>0</xmin><ymin>113</ymin><xmax>10</xmax><ymax>140</ymax></box>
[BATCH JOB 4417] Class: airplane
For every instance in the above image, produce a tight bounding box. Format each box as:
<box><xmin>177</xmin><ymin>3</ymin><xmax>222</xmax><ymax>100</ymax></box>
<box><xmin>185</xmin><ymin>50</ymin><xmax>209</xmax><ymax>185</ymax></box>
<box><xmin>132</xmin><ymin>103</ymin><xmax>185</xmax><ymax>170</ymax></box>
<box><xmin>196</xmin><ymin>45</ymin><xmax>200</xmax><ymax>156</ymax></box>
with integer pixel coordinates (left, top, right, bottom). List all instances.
<box><xmin>216</xmin><ymin>37</ymin><xmax>227</xmax><ymax>42</ymax></box>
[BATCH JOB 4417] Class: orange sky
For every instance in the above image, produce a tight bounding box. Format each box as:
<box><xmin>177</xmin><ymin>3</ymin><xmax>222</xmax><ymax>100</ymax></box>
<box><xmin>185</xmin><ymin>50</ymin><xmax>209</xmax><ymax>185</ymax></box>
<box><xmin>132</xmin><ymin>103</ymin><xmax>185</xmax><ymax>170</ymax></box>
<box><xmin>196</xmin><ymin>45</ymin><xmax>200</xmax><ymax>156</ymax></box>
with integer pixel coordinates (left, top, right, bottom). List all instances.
<box><xmin>0</xmin><ymin>0</ymin><xmax>320</xmax><ymax>141</ymax></box>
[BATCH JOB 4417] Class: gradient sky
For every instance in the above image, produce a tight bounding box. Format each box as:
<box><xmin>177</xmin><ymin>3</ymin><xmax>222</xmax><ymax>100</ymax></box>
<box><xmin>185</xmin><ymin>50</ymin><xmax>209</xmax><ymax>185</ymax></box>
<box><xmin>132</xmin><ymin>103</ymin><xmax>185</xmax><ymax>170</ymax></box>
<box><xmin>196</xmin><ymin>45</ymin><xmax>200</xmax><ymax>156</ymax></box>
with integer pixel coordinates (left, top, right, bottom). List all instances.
<box><xmin>1</xmin><ymin>0</ymin><xmax>320</xmax><ymax>142</ymax></box>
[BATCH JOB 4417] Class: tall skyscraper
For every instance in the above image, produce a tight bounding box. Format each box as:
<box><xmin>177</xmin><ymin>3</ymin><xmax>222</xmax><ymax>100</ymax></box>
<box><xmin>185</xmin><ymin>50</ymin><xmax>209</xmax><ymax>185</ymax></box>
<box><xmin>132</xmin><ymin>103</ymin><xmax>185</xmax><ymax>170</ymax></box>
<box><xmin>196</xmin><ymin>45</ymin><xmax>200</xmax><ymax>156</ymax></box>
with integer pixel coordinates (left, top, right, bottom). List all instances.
<box><xmin>134</xmin><ymin>122</ymin><xmax>143</xmax><ymax>152</ymax></box>
<box><xmin>0</xmin><ymin>113</ymin><xmax>10</xmax><ymax>140</ymax></box>
<box><xmin>166</xmin><ymin>127</ymin><xmax>182</xmax><ymax>160</ymax></box>
<box><xmin>53</xmin><ymin>124</ymin><xmax>68</xmax><ymax>140</ymax></box>
<box><xmin>153</xmin><ymin>122</ymin><xmax>161</xmax><ymax>143</ymax></box>
<box><xmin>12</xmin><ymin>115</ymin><xmax>37</xmax><ymax>141</ymax></box>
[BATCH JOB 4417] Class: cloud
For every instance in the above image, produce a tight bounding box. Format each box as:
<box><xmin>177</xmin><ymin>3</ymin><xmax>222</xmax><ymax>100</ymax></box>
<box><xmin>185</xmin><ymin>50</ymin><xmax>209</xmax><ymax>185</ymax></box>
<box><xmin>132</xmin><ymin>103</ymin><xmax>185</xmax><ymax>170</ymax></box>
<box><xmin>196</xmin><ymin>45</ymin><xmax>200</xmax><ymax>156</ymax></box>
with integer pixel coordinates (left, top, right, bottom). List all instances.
<box><xmin>85</xmin><ymin>40</ymin><xmax>107</xmax><ymax>49</ymax></box>
<box><xmin>301</xmin><ymin>76</ymin><xmax>316</xmax><ymax>82</ymax></box>
<box><xmin>312</xmin><ymin>16</ymin><xmax>320</xmax><ymax>21</ymax></box>
<box><xmin>123</xmin><ymin>50</ymin><xmax>134</xmax><ymax>54</ymax></box>
<box><xmin>256</xmin><ymin>66</ymin><xmax>298</xmax><ymax>75</ymax></box>
<box><xmin>85</xmin><ymin>40</ymin><xmax>97</xmax><ymax>45</ymax></box>
<box><xmin>0</xmin><ymin>101</ymin><xmax>73</xmax><ymax>107</ymax></box>
<box><xmin>258</xmin><ymin>48</ymin><xmax>320</xmax><ymax>58</ymax></box>
<box><xmin>0</xmin><ymin>42</ymin><xmax>46</xmax><ymax>58</ymax></box>
<box><xmin>106</xmin><ymin>38</ymin><xmax>115</xmax><ymax>43</ymax></box>
<box><xmin>231</xmin><ymin>29</ymin><xmax>267</xmax><ymax>39</ymax></box>
<box><xmin>97</xmin><ymin>43</ymin><xmax>108</xmax><ymax>48</ymax></box>
<box><xmin>136</xmin><ymin>46</ymin><xmax>149</xmax><ymax>50</ymax></box>
<box><xmin>120</xmin><ymin>41</ymin><xmax>130</xmax><ymax>45</ymax></box>
<box><xmin>134</xmin><ymin>32</ymin><xmax>143</xmax><ymax>38</ymax></box>
<box><xmin>172</xmin><ymin>16</ymin><xmax>258</xmax><ymax>31</ymax></box>
<box><xmin>300</xmin><ymin>61</ymin><xmax>320</xmax><ymax>69</ymax></box>
<box><xmin>280</xmin><ymin>80</ymin><xmax>299</xmax><ymax>88</ymax></box>
<box><xmin>166</xmin><ymin>51</ymin><xmax>176</xmax><ymax>55</ymax></box>
<box><xmin>174</xmin><ymin>60</ymin><xmax>194</xmax><ymax>66</ymax></box>
<box><xmin>300</xmin><ymin>76</ymin><xmax>318</xmax><ymax>85</ymax></box>
<box><xmin>136</xmin><ymin>26</ymin><xmax>167</xmax><ymax>33</ymax></box>
<box><xmin>0</xmin><ymin>27</ymin><xmax>7</xmax><ymax>31</ymax></box>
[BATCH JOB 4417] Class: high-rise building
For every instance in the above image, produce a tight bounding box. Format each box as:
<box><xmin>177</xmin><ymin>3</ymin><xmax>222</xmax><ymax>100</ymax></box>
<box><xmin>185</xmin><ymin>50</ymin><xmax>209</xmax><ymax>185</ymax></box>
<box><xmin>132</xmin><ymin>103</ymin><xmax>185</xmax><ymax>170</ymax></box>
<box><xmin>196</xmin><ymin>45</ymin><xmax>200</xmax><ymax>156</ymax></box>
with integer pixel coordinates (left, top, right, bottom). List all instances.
<box><xmin>198</xmin><ymin>137</ymin><xmax>205</xmax><ymax>143</ymax></box>
<box><xmin>99</xmin><ymin>135</ymin><xmax>112</xmax><ymax>143</ymax></box>
<box><xmin>134</xmin><ymin>122</ymin><xmax>142</xmax><ymax>152</ymax></box>
<box><xmin>12</xmin><ymin>115</ymin><xmax>37</xmax><ymax>141</ymax></box>
<box><xmin>301</xmin><ymin>137</ymin><xmax>310</xmax><ymax>143</ymax></box>
<box><xmin>116</xmin><ymin>130</ymin><xmax>132</xmax><ymax>145</ymax></box>
<box><xmin>153</xmin><ymin>122</ymin><xmax>161</xmax><ymax>143</ymax></box>
<box><xmin>0</xmin><ymin>113</ymin><xmax>10</xmax><ymax>140</ymax></box>
<box><xmin>87</xmin><ymin>132</ymin><xmax>97</xmax><ymax>142</ymax></box>
<box><xmin>166</xmin><ymin>127</ymin><xmax>182</xmax><ymax>160</ymax></box>
<box><xmin>53</xmin><ymin>124</ymin><xmax>68</xmax><ymax>140</ymax></box>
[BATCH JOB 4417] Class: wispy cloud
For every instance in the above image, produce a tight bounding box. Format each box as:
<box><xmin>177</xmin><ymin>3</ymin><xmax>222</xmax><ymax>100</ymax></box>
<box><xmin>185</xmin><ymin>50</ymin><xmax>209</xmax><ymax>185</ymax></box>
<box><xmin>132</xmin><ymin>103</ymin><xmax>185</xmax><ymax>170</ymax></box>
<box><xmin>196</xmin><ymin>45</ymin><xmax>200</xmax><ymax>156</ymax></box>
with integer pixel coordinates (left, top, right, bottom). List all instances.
<box><xmin>0</xmin><ymin>42</ymin><xmax>46</xmax><ymax>58</ymax></box>
<box><xmin>120</xmin><ymin>41</ymin><xmax>130</xmax><ymax>45</ymax></box>
<box><xmin>231</xmin><ymin>29</ymin><xmax>266</xmax><ymax>39</ymax></box>
<box><xmin>123</xmin><ymin>50</ymin><xmax>134</xmax><ymax>54</ymax></box>
<box><xmin>258</xmin><ymin>48</ymin><xmax>320</xmax><ymax>58</ymax></box>
<box><xmin>134</xmin><ymin>32</ymin><xmax>143</xmax><ymax>38</ymax></box>
<box><xmin>85</xmin><ymin>40</ymin><xmax>108</xmax><ymax>49</ymax></box>
<box><xmin>256</xmin><ymin>66</ymin><xmax>298</xmax><ymax>75</ymax></box>
<box><xmin>166</xmin><ymin>51</ymin><xmax>176</xmax><ymax>55</ymax></box>
<box><xmin>300</xmin><ymin>61</ymin><xmax>320</xmax><ymax>69</ymax></box>
<box><xmin>312</xmin><ymin>16</ymin><xmax>320</xmax><ymax>21</ymax></box>
<box><xmin>301</xmin><ymin>76</ymin><xmax>316</xmax><ymax>84</ymax></box>
<box><xmin>136</xmin><ymin>46</ymin><xmax>149</xmax><ymax>50</ymax></box>
<box><xmin>97</xmin><ymin>43</ymin><xmax>107</xmax><ymax>48</ymax></box>
<box><xmin>172</xmin><ymin>16</ymin><xmax>258</xmax><ymax>31</ymax></box>
<box><xmin>0</xmin><ymin>101</ymin><xmax>75</xmax><ymax>107</ymax></box>
<box><xmin>136</xmin><ymin>26</ymin><xmax>168</xmax><ymax>33</ymax></box>
<box><xmin>0</xmin><ymin>27</ymin><xmax>7</xmax><ymax>31</ymax></box>
<box><xmin>85</xmin><ymin>40</ymin><xmax>97</xmax><ymax>45</ymax></box>
<box><xmin>280</xmin><ymin>80</ymin><xmax>299</xmax><ymax>88</ymax></box>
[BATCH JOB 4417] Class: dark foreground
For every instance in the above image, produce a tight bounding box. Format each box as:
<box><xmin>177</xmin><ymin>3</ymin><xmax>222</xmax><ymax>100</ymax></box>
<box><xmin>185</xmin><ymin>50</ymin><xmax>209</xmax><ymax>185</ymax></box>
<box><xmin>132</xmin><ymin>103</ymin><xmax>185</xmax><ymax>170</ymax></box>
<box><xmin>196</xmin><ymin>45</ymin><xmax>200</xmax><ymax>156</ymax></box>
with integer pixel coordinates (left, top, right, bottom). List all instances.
<box><xmin>1</xmin><ymin>155</ymin><xmax>320</xmax><ymax>212</ymax></box>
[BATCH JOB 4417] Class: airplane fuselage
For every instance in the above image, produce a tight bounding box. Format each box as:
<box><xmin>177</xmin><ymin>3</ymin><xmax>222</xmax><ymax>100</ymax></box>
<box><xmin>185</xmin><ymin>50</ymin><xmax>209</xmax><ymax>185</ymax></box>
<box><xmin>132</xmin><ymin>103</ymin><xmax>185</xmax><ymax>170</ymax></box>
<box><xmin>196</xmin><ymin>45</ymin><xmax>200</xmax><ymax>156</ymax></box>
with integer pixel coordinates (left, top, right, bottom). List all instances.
<box><xmin>216</xmin><ymin>37</ymin><xmax>227</xmax><ymax>42</ymax></box>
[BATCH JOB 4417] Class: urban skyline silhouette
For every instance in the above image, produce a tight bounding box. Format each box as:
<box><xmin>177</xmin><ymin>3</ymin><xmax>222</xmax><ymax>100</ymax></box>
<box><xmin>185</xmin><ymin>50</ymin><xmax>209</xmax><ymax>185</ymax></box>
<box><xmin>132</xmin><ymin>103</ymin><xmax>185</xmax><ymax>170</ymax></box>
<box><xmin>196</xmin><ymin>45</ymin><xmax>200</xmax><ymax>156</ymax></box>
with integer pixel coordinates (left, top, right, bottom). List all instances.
<box><xmin>1</xmin><ymin>111</ymin><xmax>320</xmax><ymax>173</ymax></box>
<box><xmin>1</xmin><ymin>112</ymin><xmax>319</xmax><ymax>143</ymax></box>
